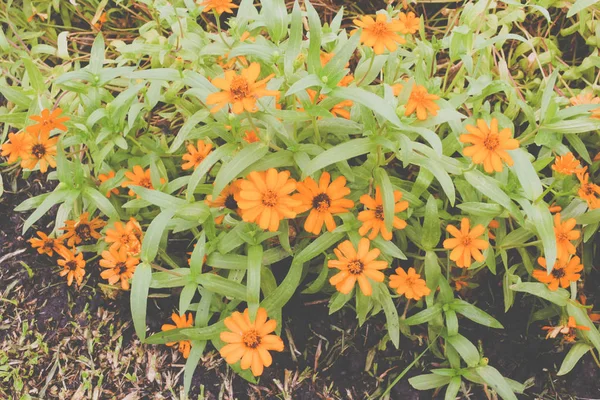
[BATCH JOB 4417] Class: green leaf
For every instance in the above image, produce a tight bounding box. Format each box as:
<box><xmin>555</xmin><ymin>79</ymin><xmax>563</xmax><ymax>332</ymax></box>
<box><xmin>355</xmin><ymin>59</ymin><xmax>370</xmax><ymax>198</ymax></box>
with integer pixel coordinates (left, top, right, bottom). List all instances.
<box><xmin>23</xmin><ymin>58</ymin><xmax>45</xmax><ymax>94</ymax></box>
<box><xmin>302</xmin><ymin>257</ymin><xmax>330</xmax><ymax>294</ymax></box>
<box><xmin>476</xmin><ymin>366</ymin><xmax>518</xmax><ymax>400</ymax></box>
<box><xmin>566</xmin><ymin>300</ymin><xmax>600</xmax><ymax>354</ymax></box>
<box><xmin>247</xmin><ymin>245</ymin><xmax>263</xmax><ymax>320</ymax></box>
<box><xmin>422</xmin><ymin>195</ymin><xmax>441</xmax><ymax>250</ymax></box>
<box><xmin>540</xmin><ymin>69</ymin><xmax>558</xmax><ymax>122</ymax></box>
<box><xmin>464</xmin><ymin>170</ymin><xmax>520</xmax><ymax>220</ymax></box>
<box><xmin>508</xmin><ymin>149</ymin><xmax>543</xmax><ymax>201</ymax></box>
<box><xmin>408</xmin><ymin>374</ymin><xmax>453</xmax><ymax>390</ymax></box>
<box><xmin>196</xmin><ymin>274</ymin><xmax>247</xmax><ymax>300</ymax></box>
<box><xmin>179</xmin><ymin>283</ymin><xmax>197</xmax><ymax>315</ymax></box>
<box><xmin>284</xmin><ymin>0</ymin><xmax>302</xmax><ymax>75</ymax></box>
<box><xmin>146</xmin><ymin>321</ymin><xmax>224</xmax><ymax>344</ymax></box>
<box><xmin>130</xmin><ymin>262</ymin><xmax>152</xmax><ymax>341</ymax></box>
<box><xmin>190</xmin><ymin>232</ymin><xmax>206</xmax><ymax>276</ymax></box>
<box><xmin>89</xmin><ymin>35</ymin><xmax>105</xmax><ymax>76</ymax></box>
<box><xmin>305</xmin><ymin>0</ymin><xmax>322</xmax><ymax>75</ymax></box>
<box><xmin>169</xmin><ymin>110</ymin><xmax>210</xmax><ymax>153</ymax></box>
<box><xmin>130</xmin><ymin>186</ymin><xmax>187</xmax><ymax>210</ymax></box>
<box><xmin>405</xmin><ymin>303</ymin><xmax>443</xmax><ymax>325</ymax></box>
<box><xmin>184</xmin><ymin>342</ymin><xmax>206</xmax><ymax>394</ymax></box>
<box><xmin>261</xmin><ymin>260</ymin><xmax>304</xmax><ymax>314</ymax></box>
<box><xmin>372</xmin><ymin>236</ymin><xmax>407</xmax><ymax>260</ymax></box>
<box><xmin>445</xmin><ymin>377</ymin><xmax>462</xmax><ymax>400</ymax></box>
<box><xmin>329</xmin><ymin>290</ymin><xmax>353</xmax><ymax>314</ymax></box>
<box><xmin>446</xmin><ymin>333</ymin><xmax>480</xmax><ymax>367</ymax></box>
<box><xmin>451</xmin><ymin>299</ymin><xmax>504</xmax><ymax>328</ymax></box>
<box><xmin>557</xmin><ymin>343</ymin><xmax>592</xmax><ymax>376</ymax></box>
<box><xmin>82</xmin><ymin>186</ymin><xmax>119</xmax><ymax>220</ymax></box>
<box><xmin>285</xmin><ymin>74</ymin><xmax>323</xmax><ymax>96</ymax></box>
<box><xmin>186</xmin><ymin>143</ymin><xmax>236</xmax><ymax>201</ymax></box>
<box><xmin>576</xmin><ymin>208</ymin><xmax>600</xmax><ymax>225</ymax></box>
<box><xmin>424</xmin><ymin>251</ymin><xmax>441</xmax><ymax>293</ymax></box>
<box><xmin>377</xmin><ymin>284</ymin><xmax>400</xmax><ymax>348</ymax></box>
<box><xmin>331</xmin><ymin>87</ymin><xmax>401</xmax><ymax>126</ymax></box>
<box><xmin>303</xmin><ymin>138</ymin><xmax>376</xmax><ymax>176</ymax></box>
<box><xmin>567</xmin><ymin>0</ymin><xmax>600</xmax><ymax>17</ymax></box>
<box><xmin>519</xmin><ymin>200</ymin><xmax>556</xmax><ymax>272</ymax></box>
<box><xmin>260</xmin><ymin>0</ymin><xmax>287</xmax><ymax>42</ymax></box>
<box><xmin>22</xmin><ymin>188</ymin><xmax>76</xmax><ymax>234</ymax></box>
<box><xmin>510</xmin><ymin>282</ymin><xmax>568</xmax><ymax>306</ymax></box>
<box><xmin>141</xmin><ymin>209</ymin><xmax>175</xmax><ymax>263</ymax></box>
<box><xmin>374</xmin><ymin>168</ymin><xmax>395</xmax><ymax>232</ymax></box>
<box><xmin>322</xmin><ymin>33</ymin><xmax>360</xmax><ymax>79</ymax></box>
<box><xmin>212</xmin><ymin>144</ymin><xmax>269</xmax><ymax>199</ymax></box>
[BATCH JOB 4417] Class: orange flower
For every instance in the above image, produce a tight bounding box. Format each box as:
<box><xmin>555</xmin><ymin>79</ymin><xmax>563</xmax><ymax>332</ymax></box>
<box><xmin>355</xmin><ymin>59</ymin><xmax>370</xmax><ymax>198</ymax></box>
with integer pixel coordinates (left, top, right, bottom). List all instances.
<box><xmin>198</xmin><ymin>0</ymin><xmax>238</xmax><ymax>14</ymax></box>
<box><xmin>104</xmin><ymin>220</ymin><xmax>142</xmax><ymax>255</ymax></box>
<box><xmin>26</xmin><ymin>108</ymin><xmax>69</xmax><ymax>135</ymax></box>
<box><xmin>293</xmin><ymin>172</ymin><xmax>354</xmax><ymax>235</ymax></box>
<box><xmin>443</xmin><ymin>218</ymin><xmax>489</xmax><ymax>268</ymax></box>
<box><xmin>553</xmin><ymin>213</ymin><xmax>580</xmax><ymax>260</ymax></box>
<box><xmin>206</xmin><ymin>63</ymin><xmax>279</xmax><ymax>114</ymax></box>
<box><xmin>460</xmin><ymin>118</ymin><xmax>519</xmax><ymax>173</ymax></box>
<box><xmin>548</xmin><ymin>203</ymin><xmax>562</xmax><ymax>213</ymax></box>
<box><xmin>328</xmin><ymin>238</ymin><xmax>389</xmax><ymax>296</ymax></box>
<box><xmin>398</xmin><ymin>12</ymin><xmax>420</xmax><ymax>34</ymax></box>
<box><xmin>29</xmin><ymin>231</ymin><xmax>67</xmax><ymax>257</ymax></box>
<box><xmin>533</xmin><ymin>256</ymin><xmax>583</xmax><ymax>291</ymax></box>
<box><xmin>57</xmin><ymin>249</ymin><xmax>86</xmax><ymax>287</ymax></box>
<box><xmin>20</xmin><ymin>131</ymin><xmax>59</xmax><ymax>173</ymax></box>
<box><xmin>28</xmin><ymin>8</ymin><xmax>48</xmax><ymax>22</ymax></box>
<box><xmin>98</xmin><ymin>170</ymin><xmax>119</xmax><ymax>197</ymax></box>
<box><xmin>357</xmin><ymin>187</ymin><xmax>408</xmax><ymax>241</ymax></box>
<box><xmin>243</xmin><ymin>130</ymin><xmax>260</xmax><ymax>143</ymax></box>
<box><xmin>219</xmin><ymin>307</ymin><xmax>284</xmax><ymax>376</ymax></box>
<box><xmin>487</xmin><ymin>219</ymin><xmax>500</xmax><ymax>240</ymax></box>
<box><xmin>1</xmin><ymin>132</ymin><xmax>32</xmax><ymax>163</ymax></box>
<box><xmin>569</xmin><ymin>92</ymin><xmax>600</xmax><ymax>106</ymax></box>
<box><xmin>161</xmin><ymin>313</ymin><xmax>194</xmax><ymax>359</ymax></box>
<box><xmin>353</xmin><ymin>14</ymin><xmax>405</xmax><ymax>55</ymax></box>
<box><xmin>452</xmin><ymin>274</ymin><xmax>470</xmax><ymax>291</ymax></box>
<box><xmin>542</xmin><ymin>316</ymin><xmax>589</xmax><ymax>341</ymax></box>
<box><xmin>237</xmin><ymin>168</ymin><xmax>301</xmax><ymax>232</ymax></box>
<box><xmin>577</xmin><ymin>167</ymin><xmax>600</xmax><ymax>209</ymax></box>
<box><xmin>305</xmin><ymin>89</ymin><xmax>354</xmax><ymax>119</ymax></box>
<box><xmin>205</xmin><ymin>180</ymin><xmax>243</xmax><ymax>223</ymax></box>
<box><xmin>60</xmin><ymin>212</ymin><xmax>105</xmax><ymax>247</ymax></box>
<box><xmin>182</xmin><ymin>140</ymin><xmax>213</xmax><ymax>170</ymax></box>
<box><xmin>122</xmin><ymin>165</ymin><xmax>164</xmax><ymax>197</ymax></box>
<box><xmin>579</xmin><ymin>295</ymin><xmax>600</xmax><ymax>322</ymax></box>
<box><xmin>552</xmin><ymin>152</ymin><xmax>581</xmax><ymax>175</ymax></box>
<box><xmin>93</xmin><ymin>12</ymin><xmax>108</xmax><ymax>29</ymax></box>
<box><xmin>100</xmin><ymin>247</ymin><xmax>139</xmax><ymax>290</ymax></box>
<box><xmin>389</xmin><ymin>267</ymin><xmax>430</xmax><ymax>300</ymax></box>
<box><xmin>404</xmin><ymin>84</ymin><xmax>440</xmax><ymax>120</ymax></box>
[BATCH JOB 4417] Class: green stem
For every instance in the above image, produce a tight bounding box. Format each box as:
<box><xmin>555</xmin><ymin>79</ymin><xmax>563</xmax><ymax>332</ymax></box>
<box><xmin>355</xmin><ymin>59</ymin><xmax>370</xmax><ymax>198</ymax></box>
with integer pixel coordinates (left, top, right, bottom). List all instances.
<box><xmin>356</xmin><ymin>52</ymin><xmax>376</xmax><ymax>86</ymax></box>
<box><xmin>213</xmin><ymin>10</ymin><xmax>232</xmax><ymax>50</ymax></box>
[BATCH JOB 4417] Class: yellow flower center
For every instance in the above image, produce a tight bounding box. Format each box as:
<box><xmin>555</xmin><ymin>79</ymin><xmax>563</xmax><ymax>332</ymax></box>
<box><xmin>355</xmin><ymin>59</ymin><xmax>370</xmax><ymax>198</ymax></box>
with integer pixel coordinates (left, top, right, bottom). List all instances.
<box><xmin>242</xmin><ymin>329</ymin><xmax>261</xmax><ymax>348</ymax></box>
<box><xmin>75</xmin><ymin>223</ymin><xmax>92</xmax><ymax>241</ymax></box>
<box><xmin>138</xmin><ymin>178</ymin><xmax>152</xmax><ymax>189</ymax></box>
<box><xmin>374</xmin><ymin>205</ymin><xmax>384</xmax><ymax>221</ymax></box>
<box><xmin>193</xmin><ymin>153</ymin><xmax>205</xmax><ymax>164</ymax></box>
<box><xmin>371</xmin><ymin>21</ymin><xmax>389</xmax><ymax>36</ymax></box>
<box><xmin>31</xmin><ymin>144</ymin><xmax>46</xmax><ymax>159</ymax></box>
<box><xmin>483</xmin><ymin>134</ymin><xmax>500</xmax><ymax>151</ymax></box>
<box><xmin>230</xmin><ymin>76</ymin><xmax>250</xmax><ymax>100</ymax></box>
<box><xmin>348</xmin><ymin>260</ymin><xmax>364</xmax><ymax>275</ymax></box>
<box><xmin>556</xmin><ymin>232</ymin><xmax>569</xmax><ymax>242</ymax></box>
<box><xmin>66</xmin><ymin>260</ymin><xmax>79</xmax><ymax>271</ymax></box>
<box><xmin>262</xmin><ymin>190</ymin><xmax>278</xmax><ymax>207</ymax></box>
<box><xmin>312</xmin><ymin>193</ymin><xmax>331</xmax><ymax>212</ymax></box>
<box><xmin>462</xmin><ymin>236</ymin><xmax>472</xmax><ymax>246</ymax></box>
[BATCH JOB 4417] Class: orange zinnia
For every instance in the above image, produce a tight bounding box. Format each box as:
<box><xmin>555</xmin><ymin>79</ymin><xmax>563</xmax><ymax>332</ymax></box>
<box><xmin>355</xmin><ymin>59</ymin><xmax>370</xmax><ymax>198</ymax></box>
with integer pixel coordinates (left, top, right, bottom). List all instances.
<box><xmin>552</xmin><ymin>152</ymin><xmax>581</xmax><ymax>175</ymax></box>
<box><xmin>60</xmin><ymin>212</ymin><xmax>106</xmax><ymax>247</ymax></box>
<box><xmin>404</xmin><ymin>84</ymin><xmax>440</xmax><ymax>120</ymax></box>
<box><xmin>553</xmin><ymin>213</ymin><xmax>580</xmax><ymax>260</ymax></box>
<box><xmin>569</xmin><ymin>92</ymin><xmax>600</xmax><ymax>106</ymax></box>
<box><xmin>100</xmin><ymin>247</ymin><xmax>139</xmax><ymax>290</ymax></box>
<box><xmin>353</xmin><ymin>14</ymin><xmax>405</xmax><ymax>55</ymax></box>
<box><xmin>93</xmin><ymin>12</ymin><xmax>108</xmax><ymax>29</ymax></box>
<box><xmin>460</xmin><ymin>118</ymin><xmax>519</xmax><ymax>173</ymax></box>
<box><xmin>98</xmin><ymin>170</ymin><xmax>119</xmax><ymax>197</ymax></box>
<box><xmin>577</xmin><ymin>167</ymin><xmax>600</xmax><ymax>209</ymax></box>
<box><xmin>20</xmin><ymin>131</ymin><xmax>59</xmax><ymax>173</ymax></box>
<box><xmin>182</xmin><ymin>140</ymin><xmax>213</xmax><ymax>170</ymax></box>
<box><xmin>533</xmin><ymin>256</ymin><xmax>583</xmax><ymax>291</ymax></box>
<box><xmin>293</xmin><ymin>172</ymin><xmax>354</xmax><ymax>235</ymax></box>
<box><xmin>487</xmin><ymin>219</ymin><xmax>500</xmax><ymax>240</ymax></box>
<box><xmin>161</xmin><ymin>313</ymin><xmax>194</xmax><ymax>359</ymax></box>
<box><xmin>104</xmin><ymin>220</ymin><xmax>142</xmax><ymax>255</ymax></box>
<box><xmin>398</xmin><ymin>12</ymin><xmax>420</xmax><ymax>34</ymax></box>
<box><xmin>237</xmin><ymin>168</ymin><xmax>301</xmax><ymax>232</ymax></box>
<box><xmin>121</xmin><ymin>165</ymin><xmax>162</xmax><ymax>197</ymax></box>
<box><xmin>1</xmin><ymin>132</ymin><xmax>32</xmax><ymax>163</ymax></box>
<box><xmin>219</xmin><ymin>307</ymin><xmax>285</xmax><ymax>376</ymax></box>
<box><xmin>26</xmin><ymin>108</ymin><xmax>69</xmax><ymax>135</ymax></box>
<box><xmin>29</xmin><ymin>231</ymin><xmax>67</xmax><ymax>257</ymax></box>
<box><xmin>206</xmin><ymin>63</ymin><xmax>279</xmax><ymax>114</ymax></box>
<box><xmin>328</xmin><ymin>238</ymin><xmax>389</xmax><ymax>296</ymax></box>
<box><xmin>197</xmin><ymin>0</ymin><xmax>238</xmax><ymax>14</ymax></box>
<box><xmin>57</xmin><ymin>249</ymin><xmax>86</xmax><ymax>287</ymax></box>
<box><xmin>443</xmin><ymin>218</ymin><xmax>489</xmax><ymax>268</ymax></box>
<box><xmin>389</xmin><ymin>267</ymin><xmax>430</xmax><ymax>300</ymax></box>
<box><xmin>243</xmin><ymin>130</ymin><xmax>260</xmax><ymax>143</ymax></box>
<box><xmin>357</xmin><ymin>187</ymin><xmax>409</xmax><ymax>241</ymax></box>
<box><xmin>542</xmin><ymin>316</ymin><xmax>590</xmax><ymax>342</ymax></box>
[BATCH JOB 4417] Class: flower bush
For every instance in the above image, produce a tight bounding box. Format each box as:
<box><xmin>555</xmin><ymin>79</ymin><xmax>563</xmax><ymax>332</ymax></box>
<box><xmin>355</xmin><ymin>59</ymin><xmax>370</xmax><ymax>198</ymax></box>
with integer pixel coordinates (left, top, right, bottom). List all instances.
<box><xmin>1</xmin><ymin>0</ymin><xmax>599</xmax><ymax>397</ymax></box>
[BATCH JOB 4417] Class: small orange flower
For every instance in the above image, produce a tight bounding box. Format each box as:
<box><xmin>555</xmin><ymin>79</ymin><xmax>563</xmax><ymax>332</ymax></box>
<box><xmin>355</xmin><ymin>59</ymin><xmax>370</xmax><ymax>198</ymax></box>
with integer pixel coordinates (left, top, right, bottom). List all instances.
<box><xmin>93</xmin><ymin>12</ymin><xmax>108</xmax><ymax>29</ymax></box>
<box><xmin>577</xmin><ymin>167</ymin><xmax>600</xmax><ymax>210</ymax></box>
<box><xmin>57</xmin><ymin>249</ymin><xmax>86</xmax><ymax>287</ymax></box>
<box><xmin>61</xmin><ymin>212</ymin><xmax>105</xmax><ymax>247</ymax></box>
<box><xmin>404</xmin><ymin>85</ymin><xmax>440</xmax><ymax>120</ymax></box>
<box><xmin>243</xmin><ymin>130</ymin><xmax>260</xmax><ymax>143</ymax></box>
<box><xmin>20</xmin><ymin>131</ymin><xmax>59</xmax><ymax>173</ymax></box>
<box><xmin>98</xmin><ymin>170</ymin><xmax>119</xmax><ymax>197</ymax></box>
<box><xmin>452</xmin><ymin>274</ymin><xmax>470</xmax><ymax>291</ymax></box>
<box><xmin>460</xmin><ymin>118</ymin><xmax>519</xmax><ymax>173</ymax></box>
<box><xmin>579</xmin><ymin>295</ymin><xmax>600</xmax><ymax>322</ymax></box>
<box><xmin>443</xmin><ymin>218</ymin><xmax>489</xmax><ymax>268</ymax></box>
<box><xmin>100</xmin><ymin>247</ymin><xmax>139</xmax><ymax>290</ymax></box>
<box><xmin>353</xmin><ymin>14</ymin><xmax>405</xmax><ymax>55</ymax></box>
<box><xmin>569</xmin><ymin>92</ymin><xmax>600</xmax><ymax>107</ymax></box>
<box><xmin>28</xmin><ymin>8</ymin><xmax>48</xmax><ymax>22</ymax></box>
<box><xmin>542</xmin><ymin>316</ymin><xmax>589</xmax><ymax>341</ymax></box>
<box><xmin>488</xmin><ymin>219</ymin><xmax>500</xmax><ymax>240</ymax></box>
<box><xmin>206</xmin><ymin>180</ymin><xmax>243</xmax><ymax>223</ymax></box>
<box><xmin>29</xmin><ymin>231</ymin><xmax>67</xmax><ymax>257</ymax></box>
<box><xmin>219</xmin><ymin>307</ymin><xmax>284</xmax><ymax>376</ymax></box>
<box><xmin>26</xmin><ymin>108</ymin><xmax>69</xmax><ymax>135</ymax></box>
<box><xmin>398</xmin><ymin>12</ymin><xmax>420</xmax><ymax>34</ymax></box>
<box><xmin>198</xmin><ymin>0</ymin><xmax>238</xmax><ymax>14</ymax></box>
<box><xmin>293</xmin><ymin>172</ymin><xmax>354</xmax><ymax>235</ymax></box>
<box><xmin>553</xmin><ymin>213</ymin><xmax>580</xmax><ymax>260</ymax></box>
<box><xmin>104</xmin><ymin>220</ymin><xmax>142</xmax><ymax>255</ymax></box>
<box><xmin>182</xmin><ymin>140</ymin><xmax>213</xmax><ymax>170</ymax></box>
<box><xmin>389</xmin><ymin>267</ymin><xmax>430</xmax><ymax>300</ymax></box>
<box><xmin>358</xmin><ymin>187</ymin><xmax>408</xmax><ymax>241</ymax></box>
<box><xmin>533</xmin><ymin>256</ymin><xmax>583</xmax><ymax>291</ymax></box>
<box><xmin>122</xmin><ymin>165</ymin><xmax>164</xmax><ymax>197</ymax></box>
<box><xmin>237</xmin><ymin>168</ymin><xmax>301</xmax><ymax>232</ymax></box>
<box><xmin>328</xmin><ymin>238</ymin><xmax>389</xmax><ymax>296</ymax></box>
<box><xmin>206</xmin><ymin>63</ymin><xmax>279</xmax><ymax>114</ymax></box>
<box><xmin>1</xmin><ymin>132</ymin><xmax>32</xmax><ymax>163</ymax></box>
<box><xmin>161</xmin><ymin>313</ymin><xmax>194</xmax><ymax>358</ymax></box>
<box><xmin>552</xmin><ymin>152</ymin><xmax>581</xmax><ymax>175</ymax></box>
